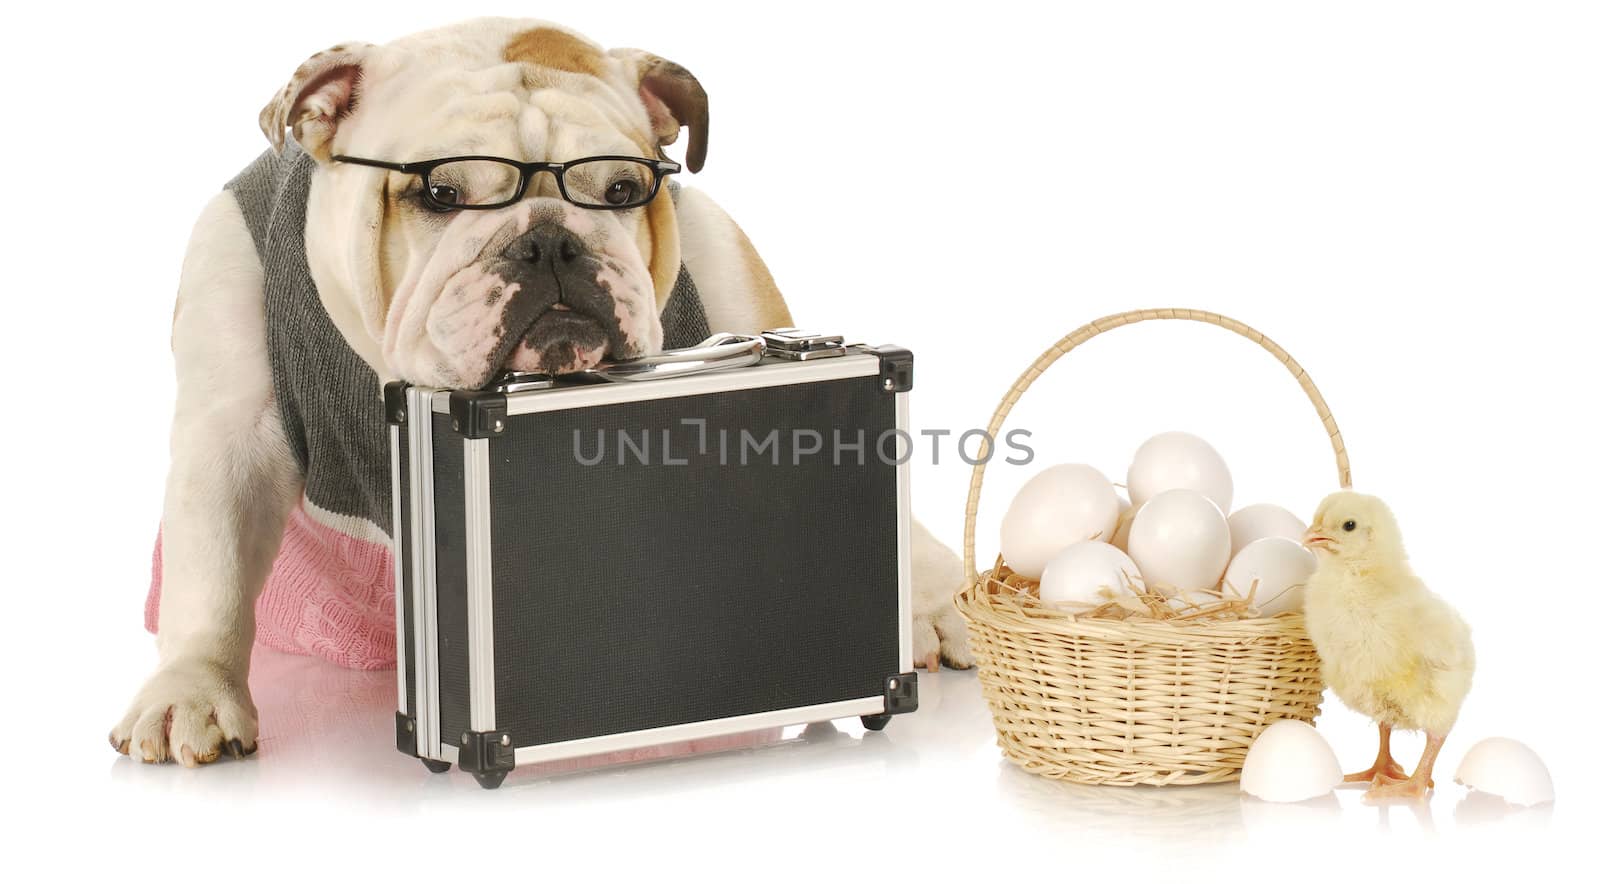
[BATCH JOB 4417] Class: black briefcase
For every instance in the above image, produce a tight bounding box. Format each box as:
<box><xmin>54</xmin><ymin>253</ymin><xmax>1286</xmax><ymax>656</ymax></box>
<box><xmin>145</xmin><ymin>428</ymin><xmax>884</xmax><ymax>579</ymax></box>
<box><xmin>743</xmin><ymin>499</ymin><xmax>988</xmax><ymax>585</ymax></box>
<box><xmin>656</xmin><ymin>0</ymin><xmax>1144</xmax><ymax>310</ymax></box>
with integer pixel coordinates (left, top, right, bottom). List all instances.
<box><xmin>387</xmin><ymin>330</ymin><xmax>918</xmax><ymax>788</ymax></box>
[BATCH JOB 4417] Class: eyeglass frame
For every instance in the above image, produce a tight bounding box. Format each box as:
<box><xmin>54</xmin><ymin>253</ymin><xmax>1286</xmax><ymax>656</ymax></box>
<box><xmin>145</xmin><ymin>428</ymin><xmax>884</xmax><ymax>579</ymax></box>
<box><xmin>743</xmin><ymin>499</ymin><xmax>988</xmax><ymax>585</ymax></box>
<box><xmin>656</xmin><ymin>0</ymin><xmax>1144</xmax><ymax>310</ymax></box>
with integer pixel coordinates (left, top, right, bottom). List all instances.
<box><xmin>329</xmin><ymin>154</ymin><xmax>682</xmax><ymax>211</ymax></box>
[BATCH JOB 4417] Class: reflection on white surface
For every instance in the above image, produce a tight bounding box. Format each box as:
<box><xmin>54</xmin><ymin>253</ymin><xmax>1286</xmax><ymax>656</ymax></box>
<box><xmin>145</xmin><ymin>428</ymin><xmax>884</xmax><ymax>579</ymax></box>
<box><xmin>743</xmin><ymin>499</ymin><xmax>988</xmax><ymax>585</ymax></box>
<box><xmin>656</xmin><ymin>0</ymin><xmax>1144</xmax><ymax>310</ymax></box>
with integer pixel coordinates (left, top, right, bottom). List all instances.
<box><xmin>996</xmin><ymin>766</ymin><xmax>1246</xmax><ymax>845</ymax></box>
<box><xmin>104</xmin><ymin>648</ymin><xmax>923</xmax><ymax>802</ymax></box>
<box><xmin>93</xmin><ymin>644</ymin><xmax>1558</xmax><ymax>866</ymax></box>
<box><xmin>1374</xmin><ymin>797</ymin><xmax>1439</xmax><ymax>836</ymax></box>
<box><xmin>1238</xmin><ymin>792</ymin><xmax>1342</xmax><ymax>839</ymax></box>
<box><xmin>1454</xmin><ymin>790</ymin><xmax>1557</xmax><ymax>829</ymax></box>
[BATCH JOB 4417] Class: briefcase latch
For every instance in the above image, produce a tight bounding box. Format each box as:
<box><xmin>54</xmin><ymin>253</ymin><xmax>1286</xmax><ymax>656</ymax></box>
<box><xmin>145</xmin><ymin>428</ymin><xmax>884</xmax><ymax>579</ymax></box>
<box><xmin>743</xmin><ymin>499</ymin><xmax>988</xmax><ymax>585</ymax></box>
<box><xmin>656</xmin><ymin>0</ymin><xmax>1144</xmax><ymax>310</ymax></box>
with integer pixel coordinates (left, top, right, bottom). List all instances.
<box><xmin>761</xmin><ymin>328</ymin><xmax>848</xmax><ymax>361</ymax></box>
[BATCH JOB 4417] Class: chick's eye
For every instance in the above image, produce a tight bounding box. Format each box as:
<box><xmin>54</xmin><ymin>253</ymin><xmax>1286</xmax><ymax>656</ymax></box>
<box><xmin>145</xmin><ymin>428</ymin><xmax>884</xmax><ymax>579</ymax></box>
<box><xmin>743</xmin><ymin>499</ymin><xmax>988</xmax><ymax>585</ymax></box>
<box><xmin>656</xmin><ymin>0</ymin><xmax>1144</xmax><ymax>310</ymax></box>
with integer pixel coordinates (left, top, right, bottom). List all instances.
<box><xmin>604</xmin><ymin>177</ymin><xmax>641</xmax><ymax>206</ymax></box>
<box><xmin>1342</xmin><ymin>520</ymin><xmax>1358</xmax><ymax>532</ymax></box>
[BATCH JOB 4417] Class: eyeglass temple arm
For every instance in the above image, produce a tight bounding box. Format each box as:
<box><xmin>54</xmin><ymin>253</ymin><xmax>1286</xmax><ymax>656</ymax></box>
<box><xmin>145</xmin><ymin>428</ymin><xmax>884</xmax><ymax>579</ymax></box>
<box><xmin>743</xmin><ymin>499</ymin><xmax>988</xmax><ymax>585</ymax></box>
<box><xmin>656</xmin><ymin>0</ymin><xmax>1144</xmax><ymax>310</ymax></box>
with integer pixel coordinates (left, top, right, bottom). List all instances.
<box><xmin>331</xmin><ymin>155</ymin><xmax>416</xmax><ymax>173</ymax></box>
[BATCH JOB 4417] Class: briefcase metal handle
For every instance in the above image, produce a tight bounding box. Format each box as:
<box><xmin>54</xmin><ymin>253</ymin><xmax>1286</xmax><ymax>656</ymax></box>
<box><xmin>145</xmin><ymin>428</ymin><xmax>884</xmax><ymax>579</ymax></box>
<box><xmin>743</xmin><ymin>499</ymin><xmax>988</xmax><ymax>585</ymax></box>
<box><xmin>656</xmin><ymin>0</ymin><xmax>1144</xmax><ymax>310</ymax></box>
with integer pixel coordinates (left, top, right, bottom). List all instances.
<box><xmin>491</xmin><ymin>333</ymin><xmax>767</xmax><ymax>391</ymax></box>
<box><xmin>590</xmin><ymin>332</ymin><xmax>768</xmax><ymax>381</ymax></box>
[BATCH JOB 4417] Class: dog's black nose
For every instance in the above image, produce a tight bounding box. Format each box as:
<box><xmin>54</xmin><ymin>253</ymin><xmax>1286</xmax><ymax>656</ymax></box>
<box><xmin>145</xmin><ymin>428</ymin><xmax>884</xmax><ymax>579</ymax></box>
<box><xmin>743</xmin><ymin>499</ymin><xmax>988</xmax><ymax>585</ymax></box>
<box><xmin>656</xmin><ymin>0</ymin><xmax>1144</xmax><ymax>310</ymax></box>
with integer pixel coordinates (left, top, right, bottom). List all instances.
<box><xmin>505</xmin><ymin>223</ymin><xmax>586</xmax><ymax>266</ymax></box>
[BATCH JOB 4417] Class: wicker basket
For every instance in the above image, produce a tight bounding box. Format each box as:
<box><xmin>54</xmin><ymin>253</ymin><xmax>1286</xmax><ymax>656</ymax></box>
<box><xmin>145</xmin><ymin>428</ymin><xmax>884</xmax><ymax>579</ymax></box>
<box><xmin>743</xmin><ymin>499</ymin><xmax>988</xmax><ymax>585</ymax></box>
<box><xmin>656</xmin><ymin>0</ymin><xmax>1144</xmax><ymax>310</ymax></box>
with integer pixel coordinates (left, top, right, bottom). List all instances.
<box><xmin>954</xmin><ymin>308</ymin><xmax>1350</xmax><ymax>786</ymax></box>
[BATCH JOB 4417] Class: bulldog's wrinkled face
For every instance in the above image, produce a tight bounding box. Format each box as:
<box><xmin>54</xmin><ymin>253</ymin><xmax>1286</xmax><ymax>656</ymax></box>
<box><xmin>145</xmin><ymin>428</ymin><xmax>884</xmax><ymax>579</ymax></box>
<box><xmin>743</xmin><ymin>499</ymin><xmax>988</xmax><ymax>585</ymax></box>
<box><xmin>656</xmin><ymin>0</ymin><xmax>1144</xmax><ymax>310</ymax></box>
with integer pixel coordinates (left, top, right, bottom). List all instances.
<box><xmin>267</xmin><ymin>20</ymin><xmax>707</xmax><ymax>389</ymax></box>
<box><xmin>386</xmin><ymin>198</ymin><xmax>657</xmax><ymax>384</ymax></box>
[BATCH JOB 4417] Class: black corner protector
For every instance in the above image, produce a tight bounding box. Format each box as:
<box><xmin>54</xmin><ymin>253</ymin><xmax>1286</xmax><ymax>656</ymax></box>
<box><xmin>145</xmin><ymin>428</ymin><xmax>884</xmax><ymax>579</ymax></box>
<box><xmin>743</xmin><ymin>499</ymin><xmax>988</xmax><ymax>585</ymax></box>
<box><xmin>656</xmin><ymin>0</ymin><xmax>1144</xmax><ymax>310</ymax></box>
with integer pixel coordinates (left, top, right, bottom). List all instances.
<box><xmin>395</xmin><ymin>711</ymin><xmax>419</xmax><ymax>757</ymax></box>
<box><xmin>457</xmin><ymin>729</ymin><xmax>516</xmax><ymax>775</ymax></box>
<box><xmin>448</xmin><ymin>390</ymin><xmax>509</xmax><ymax>439</ymax></box>
<box><xmin>384</xmin><ymin>381</ymin><xmax>412</xmax><ymax>425</ymax></box>
<box><xmin>883</xmin><ymin>671</ymin><xmax>918</xmax><ymax>715</ymax></box>
<box><xmin>868</xmin><ymin>345</ymin><xmax>913</xmax><ymax>393</ymax></box>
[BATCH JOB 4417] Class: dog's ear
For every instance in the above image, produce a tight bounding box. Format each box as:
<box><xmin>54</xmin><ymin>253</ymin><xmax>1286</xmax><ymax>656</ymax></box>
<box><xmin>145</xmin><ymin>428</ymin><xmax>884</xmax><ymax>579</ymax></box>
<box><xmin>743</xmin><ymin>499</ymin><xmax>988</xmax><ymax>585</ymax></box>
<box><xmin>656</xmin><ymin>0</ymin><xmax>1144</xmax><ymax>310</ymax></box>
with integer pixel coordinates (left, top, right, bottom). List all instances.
<box><xmin>609</xmin><ymin>49</ymin><xmax>710</xmax><ymax>173</ymax></box>
<box><xmin>258</xmin><ymin>43</ymin><xmax>375</xmax><ymax>160</ymax></box>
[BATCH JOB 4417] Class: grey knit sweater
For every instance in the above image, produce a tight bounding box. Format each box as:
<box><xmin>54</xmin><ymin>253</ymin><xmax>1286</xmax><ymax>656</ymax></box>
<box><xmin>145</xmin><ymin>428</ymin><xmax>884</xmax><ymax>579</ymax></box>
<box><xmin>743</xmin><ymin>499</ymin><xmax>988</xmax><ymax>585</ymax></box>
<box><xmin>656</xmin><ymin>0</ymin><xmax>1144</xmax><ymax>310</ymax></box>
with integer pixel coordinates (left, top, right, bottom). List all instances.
<box><xmin>227</xmin><ymin>142</ymin><xmax>710</xmax><ymax>538</ymax></box>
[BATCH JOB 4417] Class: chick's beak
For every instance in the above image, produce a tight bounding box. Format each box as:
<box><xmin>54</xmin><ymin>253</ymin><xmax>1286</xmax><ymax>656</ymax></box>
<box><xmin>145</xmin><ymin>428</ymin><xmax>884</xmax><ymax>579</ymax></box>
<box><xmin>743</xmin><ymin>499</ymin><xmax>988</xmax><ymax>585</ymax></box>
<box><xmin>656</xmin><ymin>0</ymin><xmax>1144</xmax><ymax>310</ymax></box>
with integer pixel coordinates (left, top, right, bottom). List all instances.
<box><xmin>1303</xmin><ymin>533</ymin><xmax>1333</xmax><ymax>550</ymax></box>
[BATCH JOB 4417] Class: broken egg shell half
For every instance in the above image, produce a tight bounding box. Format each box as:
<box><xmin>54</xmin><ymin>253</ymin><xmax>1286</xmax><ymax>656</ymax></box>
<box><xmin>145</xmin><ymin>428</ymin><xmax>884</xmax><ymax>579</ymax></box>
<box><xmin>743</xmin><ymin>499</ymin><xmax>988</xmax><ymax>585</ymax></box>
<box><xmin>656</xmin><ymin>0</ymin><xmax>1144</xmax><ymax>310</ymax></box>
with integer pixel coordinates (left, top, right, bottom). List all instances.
<box><xmin>1240</xmin><ymin>720</ymin><xmax>1343</xmax><ymax>803</ymax></box>
<box><xmin>1454</xmin><ymin>737</ymin><xmax>1554</xmax><ymax>807</ymax></box>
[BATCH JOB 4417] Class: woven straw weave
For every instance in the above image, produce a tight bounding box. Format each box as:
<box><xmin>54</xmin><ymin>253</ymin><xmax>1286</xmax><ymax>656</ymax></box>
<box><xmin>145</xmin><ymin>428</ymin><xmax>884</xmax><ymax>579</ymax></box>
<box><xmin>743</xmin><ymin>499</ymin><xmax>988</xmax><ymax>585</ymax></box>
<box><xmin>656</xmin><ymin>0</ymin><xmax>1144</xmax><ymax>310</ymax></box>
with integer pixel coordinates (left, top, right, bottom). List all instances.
<box><xmin>954</xmin><ymin>308</ymin><xmax>1349</xmax><ymax>786</ymax></box>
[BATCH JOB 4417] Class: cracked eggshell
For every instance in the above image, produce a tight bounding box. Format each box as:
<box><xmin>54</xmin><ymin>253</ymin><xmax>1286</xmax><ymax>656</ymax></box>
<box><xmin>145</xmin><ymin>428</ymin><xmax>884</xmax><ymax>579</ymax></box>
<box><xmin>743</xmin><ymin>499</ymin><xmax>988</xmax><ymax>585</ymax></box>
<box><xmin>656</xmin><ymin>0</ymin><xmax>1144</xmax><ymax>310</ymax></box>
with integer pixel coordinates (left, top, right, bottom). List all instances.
<box><xmin>1455</xmin><ymin>738</ymin><xmax>1555</xmax><ymax>806</ymax></box>
<box><xmin>1226</xmin><ymin>503</ymin><xmax>1307</xmax><ymax>557</ymax></box>
<box><xmin>1240</xmin><ymin>720</ymin><xmax>1343</xmax><ymax>803</ymax></box>
<box><xmin>1127</xmin><ymin>431</ymin><xmax>1234</xmax><ymax>513</ymax></box>
<box><xmin>1000</xmin><ymin>464</ymin><xmax>1122</xmax><ymax>579</ymax></box>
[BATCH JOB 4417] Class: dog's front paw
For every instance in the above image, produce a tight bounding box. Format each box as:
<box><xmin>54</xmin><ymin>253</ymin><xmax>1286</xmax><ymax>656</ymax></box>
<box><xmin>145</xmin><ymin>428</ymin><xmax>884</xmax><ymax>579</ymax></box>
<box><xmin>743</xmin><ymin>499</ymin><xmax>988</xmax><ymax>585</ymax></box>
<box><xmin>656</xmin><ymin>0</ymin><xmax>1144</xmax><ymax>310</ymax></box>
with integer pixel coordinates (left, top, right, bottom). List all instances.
<box><xmin>913</xmin><ymin>605</ymin><xmax>975</xmax><ymax>671</ymax></box>
<box><xmin>910</xmin><ymin>520</ymin><xmax>977</xmax><ymax>671</ymax></box>
<box><xmin>109</xmin><ymin>658</ymin><xmax>258</xmax><ymax>766</ymax></box>
<box><xmin>931</xmin><ymin>605</ymin><xmax>974</xmax><ymax>669</ymax></box>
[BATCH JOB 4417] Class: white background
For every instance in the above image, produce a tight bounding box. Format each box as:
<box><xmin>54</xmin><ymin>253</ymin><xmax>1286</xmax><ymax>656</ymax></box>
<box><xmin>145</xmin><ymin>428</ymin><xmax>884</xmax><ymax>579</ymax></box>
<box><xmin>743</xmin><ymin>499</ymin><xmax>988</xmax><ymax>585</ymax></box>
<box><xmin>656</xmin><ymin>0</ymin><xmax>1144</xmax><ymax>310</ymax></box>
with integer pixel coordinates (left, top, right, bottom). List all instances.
<box><xmin>1</xmin><ymin>0</ymin><xmax>1593</xmax><ymax>878</ymax></box>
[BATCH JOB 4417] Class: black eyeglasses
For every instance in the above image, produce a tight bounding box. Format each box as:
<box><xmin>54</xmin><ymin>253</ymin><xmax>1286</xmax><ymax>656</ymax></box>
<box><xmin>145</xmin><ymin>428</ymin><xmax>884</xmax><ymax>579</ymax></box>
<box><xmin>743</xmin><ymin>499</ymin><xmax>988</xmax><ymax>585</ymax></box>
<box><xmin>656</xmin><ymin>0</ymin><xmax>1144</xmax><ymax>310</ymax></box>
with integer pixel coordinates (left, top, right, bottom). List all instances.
<box><xmin>331</xmin><ymin>154</ymin><xmax>681</xmax><ymax>211</ymax></box>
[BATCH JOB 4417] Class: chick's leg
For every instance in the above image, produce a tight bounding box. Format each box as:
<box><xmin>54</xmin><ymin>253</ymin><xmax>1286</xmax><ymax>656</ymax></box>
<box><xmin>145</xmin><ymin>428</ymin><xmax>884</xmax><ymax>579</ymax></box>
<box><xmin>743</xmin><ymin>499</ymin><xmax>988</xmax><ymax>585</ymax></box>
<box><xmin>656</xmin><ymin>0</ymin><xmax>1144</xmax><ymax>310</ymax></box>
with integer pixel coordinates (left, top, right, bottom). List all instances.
<box><xmin>1366</xmin><ymin>732</ymin><xmax>1445</xmax><ymax>801</ymax></box>
<box><xmin>1345</xmin><ymin>723</ymin><xmax>1409</xmax><ymax>784</ymax></box>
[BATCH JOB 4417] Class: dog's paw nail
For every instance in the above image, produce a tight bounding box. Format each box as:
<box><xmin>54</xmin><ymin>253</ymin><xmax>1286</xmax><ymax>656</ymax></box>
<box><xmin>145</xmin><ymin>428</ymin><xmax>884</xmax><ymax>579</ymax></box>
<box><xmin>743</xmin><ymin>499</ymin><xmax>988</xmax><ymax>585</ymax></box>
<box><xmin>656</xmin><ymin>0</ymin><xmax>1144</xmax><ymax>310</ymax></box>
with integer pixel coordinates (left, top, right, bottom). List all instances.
<box><xmin>108</xmin><ymin>732</ymin><xmax>123</xmax><ymax>752</ymax></box>
<box><xmin>226</xmin><ymin>739</ymin><xmax>245</xmax><ymax>760</ymax></box>
<box><xmin>923</xmin><ymin>652</ymin><xmax>940</xmax><ymax>672</ymax></box>
<box><xmin>180</xmin><ymin>746</ymin><xmax>197</xmax><ymax>768</ymax></box>
<box><xmin>139</xmin><ymin>740</ymin><xmax>159</xmax><ymax>763</ymax></box>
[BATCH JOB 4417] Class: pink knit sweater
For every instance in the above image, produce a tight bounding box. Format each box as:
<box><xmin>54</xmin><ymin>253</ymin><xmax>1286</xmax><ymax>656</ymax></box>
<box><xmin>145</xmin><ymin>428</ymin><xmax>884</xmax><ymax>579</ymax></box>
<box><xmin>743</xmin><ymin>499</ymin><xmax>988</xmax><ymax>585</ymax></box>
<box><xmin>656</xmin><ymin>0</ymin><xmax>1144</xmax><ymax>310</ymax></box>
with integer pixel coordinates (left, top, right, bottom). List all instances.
<box><xmin>147</xmin><ymin>501</ymin><xmax>397</xmax><ymax>670</ymax></box>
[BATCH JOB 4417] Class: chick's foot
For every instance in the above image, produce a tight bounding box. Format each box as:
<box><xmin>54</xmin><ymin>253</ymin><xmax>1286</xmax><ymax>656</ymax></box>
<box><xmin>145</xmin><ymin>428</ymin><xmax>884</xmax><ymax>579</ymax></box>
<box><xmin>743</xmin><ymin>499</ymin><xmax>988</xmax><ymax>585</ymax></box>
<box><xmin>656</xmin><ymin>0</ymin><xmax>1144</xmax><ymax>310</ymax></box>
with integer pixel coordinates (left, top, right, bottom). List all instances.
<box><xmin>1364</xmin><ymin>775</ymin><xmax>1432</xmax><ymax>801</ymax></box>
<box><xmin>1345</xmin><ymin>759</ymin><xmax>1409</xmax><ymax>784</ymax></box>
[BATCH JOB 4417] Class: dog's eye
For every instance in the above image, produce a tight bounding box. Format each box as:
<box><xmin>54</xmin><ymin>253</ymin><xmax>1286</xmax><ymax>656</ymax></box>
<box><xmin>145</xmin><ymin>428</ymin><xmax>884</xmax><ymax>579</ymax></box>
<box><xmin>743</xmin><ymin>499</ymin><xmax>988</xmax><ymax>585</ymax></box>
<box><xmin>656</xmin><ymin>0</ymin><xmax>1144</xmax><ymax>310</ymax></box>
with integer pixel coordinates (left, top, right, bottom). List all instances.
<box><xmin>604</xmin><ymin>178</ymin><xmax>641</xmax><ymax>206</ymax></box>
<box><xmin>427</xmin><ymin>184</ymin><xmax>463</xmax><ymax>210</ymax></box>
<box><xmin>1342</xmin><ymin>520</ymin><xmax>1357</xmax><ymax>532</ymax></box>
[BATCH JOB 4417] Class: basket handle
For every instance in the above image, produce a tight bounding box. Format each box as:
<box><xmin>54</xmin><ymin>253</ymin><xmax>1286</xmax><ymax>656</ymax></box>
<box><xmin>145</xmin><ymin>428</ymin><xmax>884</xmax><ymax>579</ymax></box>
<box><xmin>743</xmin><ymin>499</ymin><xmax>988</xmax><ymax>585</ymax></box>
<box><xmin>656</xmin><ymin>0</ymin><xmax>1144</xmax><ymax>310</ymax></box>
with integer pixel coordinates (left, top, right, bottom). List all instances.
<box><xmin>961</xmin><ymin>308</ymin><xmax>1353</xmax><ymax>587</ymax></box>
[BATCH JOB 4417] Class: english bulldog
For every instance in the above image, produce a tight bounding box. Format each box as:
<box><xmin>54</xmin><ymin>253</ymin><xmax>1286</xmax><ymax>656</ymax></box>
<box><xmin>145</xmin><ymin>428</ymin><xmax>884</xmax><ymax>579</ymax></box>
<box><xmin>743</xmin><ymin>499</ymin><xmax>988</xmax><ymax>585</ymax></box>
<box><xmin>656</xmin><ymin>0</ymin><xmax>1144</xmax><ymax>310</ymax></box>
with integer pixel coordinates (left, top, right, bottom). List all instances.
<box><xmin>111</xmin><ymin>17</ymin><xmax>971</xmax><ymax>767</ymax></box>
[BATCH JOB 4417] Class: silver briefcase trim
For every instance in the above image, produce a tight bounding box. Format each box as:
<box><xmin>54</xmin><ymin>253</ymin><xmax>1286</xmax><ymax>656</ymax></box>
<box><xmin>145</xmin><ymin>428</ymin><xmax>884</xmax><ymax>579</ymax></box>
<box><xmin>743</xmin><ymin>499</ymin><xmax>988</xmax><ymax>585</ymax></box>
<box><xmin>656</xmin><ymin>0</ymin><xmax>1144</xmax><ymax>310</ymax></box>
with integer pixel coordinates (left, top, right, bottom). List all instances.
<box><xmin>389</xmin><ymin>424</ymin><xmax>407</xmax><ymax>715</ymax></box>
<box><xmin>426</xmin><ymin>353</ymin><xmax>881</xmax><ymax>417</ymax></box>
<box><xmin>406</xmin><ymin>386</ymin><xmax>443</xmax><ymax>760</ymax></box>
<box><xmin>464</xmin><ymin>436</ymin><xmax>496</xmax><ymax>732</ymax></box>
<box><xmin>894</xmin><ymin>391</ymin><xmax>913</xmax><ymax>673</ymax></box>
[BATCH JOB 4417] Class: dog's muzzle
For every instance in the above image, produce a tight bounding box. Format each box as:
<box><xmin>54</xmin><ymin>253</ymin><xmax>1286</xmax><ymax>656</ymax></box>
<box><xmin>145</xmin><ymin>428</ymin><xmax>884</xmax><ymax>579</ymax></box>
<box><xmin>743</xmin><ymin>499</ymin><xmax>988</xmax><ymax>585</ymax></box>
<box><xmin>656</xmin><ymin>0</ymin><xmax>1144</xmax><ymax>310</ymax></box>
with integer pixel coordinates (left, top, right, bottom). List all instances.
<box><xmin>494</xmin><ymin>222</ymin><xmax>631</xmax><ymax>375</ymax></box>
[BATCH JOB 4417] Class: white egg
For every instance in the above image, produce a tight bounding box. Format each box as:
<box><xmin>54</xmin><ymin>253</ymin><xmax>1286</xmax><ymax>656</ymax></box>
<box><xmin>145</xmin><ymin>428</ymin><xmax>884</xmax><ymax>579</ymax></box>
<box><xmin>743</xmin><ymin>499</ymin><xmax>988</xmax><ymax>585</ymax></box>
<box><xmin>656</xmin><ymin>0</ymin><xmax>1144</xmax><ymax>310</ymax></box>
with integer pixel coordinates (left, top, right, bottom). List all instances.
<box><xmin>1226</xmin><ymin>503</ymin><xmax>1307</xmax><ymax>557</ymax></box>
<box><xmin>1223</xmin><ymin>537</ymin><xmax>1317</xmax><ymax>616</ymax></box>
<box><xmin>999</xmin><ymin>464</ymin><xmax>1122</xmax><ymax>579</ymax></box>
<box><xmin>1126</xmin><ymin>489</ymin><xmax>1232</xmax><ymax>595</ymax></box>
<box><xmin>1111</xmin><ymin>496</ymin><xmax>1137</xmax><ymax>552</ymax></box>
<box><xmin>1240</xmin><ymin>720</ymin><xmax>1343</xmax><ymax>803</ymax></box>
<box><xmin>1127</xmin><ymin>431</ymin><xmax>1234</xmax><ymax>513</ymax></box>
<box><xmin>1039</xmin><ymin>542</ymin><xmax>1145</xmax><ymax>605</ymax></box>
<box><xmin>1454</xmin><ymin>737</ymin><xmax>1555</xmax><ymax>806</ymax></box>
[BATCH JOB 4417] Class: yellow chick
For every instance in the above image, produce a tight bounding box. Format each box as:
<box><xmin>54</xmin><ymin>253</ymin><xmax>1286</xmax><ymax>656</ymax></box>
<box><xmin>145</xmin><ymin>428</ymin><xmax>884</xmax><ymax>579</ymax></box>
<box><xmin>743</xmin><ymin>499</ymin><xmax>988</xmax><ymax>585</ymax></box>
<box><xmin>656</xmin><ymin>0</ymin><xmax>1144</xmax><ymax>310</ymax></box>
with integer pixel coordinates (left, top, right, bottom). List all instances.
<box><xmin>1303</xmin><ymin>491</ymin><xmax>1474</xmax><ymax>801</ymax></box>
